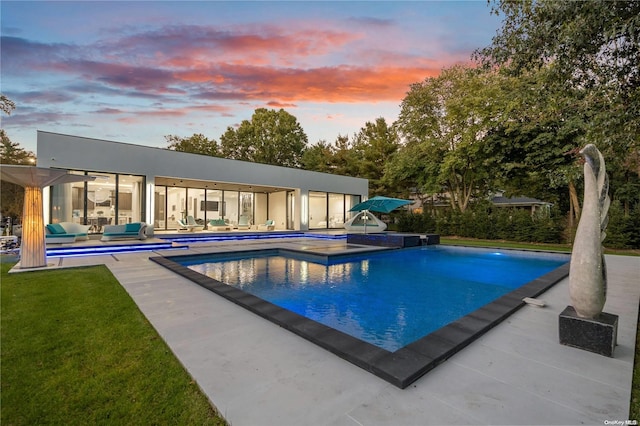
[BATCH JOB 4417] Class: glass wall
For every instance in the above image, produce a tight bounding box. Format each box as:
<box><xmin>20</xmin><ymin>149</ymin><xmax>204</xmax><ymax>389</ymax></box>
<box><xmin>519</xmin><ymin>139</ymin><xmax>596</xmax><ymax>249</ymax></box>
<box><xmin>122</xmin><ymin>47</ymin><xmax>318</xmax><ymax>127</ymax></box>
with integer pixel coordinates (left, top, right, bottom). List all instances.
<box><xmin>154</xmin><ymin>185</ymin><xmax>166</xmax><ymax>229</ymax></box>
<box><xmin>205</xmin><ymin>190</ymin><xmax>223</xmax><ymax>220</ymax></box>
<box><xmin>224</xmin><ymin>192</ymin><xmax>239</xmax><ymax>226</ymax></box>
<box><xmin>309</xmin><ymin>191</ymin><xmax>327</xmax><ymax>228</ymax></box>
<box><xmin>240</xmin><ymin>192</ymin><xmax>254</xmax><ymax>225</ymax></box>
<box><xmin>116</xmin><ymin>174</ymin><xmax>144</xmax><ymax>225</ymax></box>
<box><xmin>50</xmin><ymin>171</ymin><xmax>85</xmax><ymax>224</ymax></box>
<box><xmin>328</xmin><ymin>193</ymin><xmax>345</xmax><ymax>228</ymax></box>
<box><xmin>87</xmin><ymin>173</ymin><xmax>116</xmax><ymax>232</ymax></box>
<box><xmin>49</xmin><ymin>170</ymin><xmax>145</xmax><ymax>233</ymax></box>
<box><xmin>346</xmin><ymin>195</ymin><xmax>361</xmax><ymax>221</ymax></box>
<box><xmin>308</xmin><ymin>192</ymin><xmax>361</xmax><ymax>229</ymax></box>
<box><xmin>188</xmin><ymin>188</ymin><xmax>206</xmax><ymax>225</ymax></box>
<box><xmin>167</xmin><ymin>186</ymin><xmax>187</xmax><ymax>228</ymax></box>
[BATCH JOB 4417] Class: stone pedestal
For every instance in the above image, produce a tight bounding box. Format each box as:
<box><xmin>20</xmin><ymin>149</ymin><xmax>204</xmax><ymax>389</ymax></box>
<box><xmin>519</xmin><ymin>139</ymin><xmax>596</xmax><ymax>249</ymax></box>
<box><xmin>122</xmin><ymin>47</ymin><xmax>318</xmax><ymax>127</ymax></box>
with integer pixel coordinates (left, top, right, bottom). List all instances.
<box><xmin>559</xmin><ymin>306</ymin><xmax>618</xmax><ymax>357</ymax></box>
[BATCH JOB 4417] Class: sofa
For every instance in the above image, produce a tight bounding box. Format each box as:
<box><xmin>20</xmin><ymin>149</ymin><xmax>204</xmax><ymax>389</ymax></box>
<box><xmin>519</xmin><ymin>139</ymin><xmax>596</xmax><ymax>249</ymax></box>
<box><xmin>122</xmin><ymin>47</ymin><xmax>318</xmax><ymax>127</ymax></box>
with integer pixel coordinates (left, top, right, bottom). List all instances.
<box><xmin>101</xmin><ymin>222</ymin><xmax>148</xmax><ymax>241</ymax></box>
<box><xmin>45</xmin><ymin>222</ymin><xmax>91</xmax><ymax>244</ymax></box>
<box><xmin>208</xmin><ymin>218</ymin><xmax>231</xmax><ymax>231</ymax></box>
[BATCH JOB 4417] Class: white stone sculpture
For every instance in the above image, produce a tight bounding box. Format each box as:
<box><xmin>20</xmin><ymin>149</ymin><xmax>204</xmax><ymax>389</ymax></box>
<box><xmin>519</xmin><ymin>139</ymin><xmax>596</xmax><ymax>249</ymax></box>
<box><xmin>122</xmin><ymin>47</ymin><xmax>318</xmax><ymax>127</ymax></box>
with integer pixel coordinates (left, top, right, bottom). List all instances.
<box><xmin>569</xmin><ymin>144</ymin><xmax>610</xmax><ymax>318</ymax></box>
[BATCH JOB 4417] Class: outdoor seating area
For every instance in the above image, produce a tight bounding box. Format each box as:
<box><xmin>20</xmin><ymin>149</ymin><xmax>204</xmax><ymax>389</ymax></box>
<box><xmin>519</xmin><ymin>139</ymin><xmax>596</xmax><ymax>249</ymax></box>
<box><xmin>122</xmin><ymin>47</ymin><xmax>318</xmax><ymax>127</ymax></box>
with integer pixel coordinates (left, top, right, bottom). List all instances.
<box><xmin>100</xmin><ymin>222</ymin><xmax>148</xmax><ymax>241</ymax></box>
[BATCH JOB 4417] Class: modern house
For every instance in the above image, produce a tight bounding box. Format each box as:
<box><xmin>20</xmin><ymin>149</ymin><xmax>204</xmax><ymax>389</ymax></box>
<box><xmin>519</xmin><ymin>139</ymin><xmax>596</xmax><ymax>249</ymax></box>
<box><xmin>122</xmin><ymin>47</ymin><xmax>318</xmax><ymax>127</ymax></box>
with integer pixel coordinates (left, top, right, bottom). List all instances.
<box><xmin>37</xmin><ymin>131</ymin><xmax>368</xmax><ymax>233</ymax></box>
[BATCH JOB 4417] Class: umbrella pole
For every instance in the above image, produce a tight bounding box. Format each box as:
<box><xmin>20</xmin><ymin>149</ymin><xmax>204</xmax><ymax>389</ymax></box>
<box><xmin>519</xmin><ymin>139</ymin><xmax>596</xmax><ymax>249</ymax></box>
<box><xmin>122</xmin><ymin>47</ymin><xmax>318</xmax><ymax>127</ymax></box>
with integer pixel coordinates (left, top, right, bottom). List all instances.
<box><xmin>364</xmin><ymin>210</ymin><xmax>368</xmax><ymax>234</ymax></box>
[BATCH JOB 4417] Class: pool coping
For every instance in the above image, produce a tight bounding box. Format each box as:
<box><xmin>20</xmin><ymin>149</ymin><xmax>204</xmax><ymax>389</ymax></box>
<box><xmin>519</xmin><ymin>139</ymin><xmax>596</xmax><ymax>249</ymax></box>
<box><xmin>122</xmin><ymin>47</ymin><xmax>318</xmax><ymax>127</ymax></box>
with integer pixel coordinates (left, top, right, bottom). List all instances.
<box><xmin>149</xmin><ymin>248</ymin><xmax>570</xmax><ymax>389</ymax></box>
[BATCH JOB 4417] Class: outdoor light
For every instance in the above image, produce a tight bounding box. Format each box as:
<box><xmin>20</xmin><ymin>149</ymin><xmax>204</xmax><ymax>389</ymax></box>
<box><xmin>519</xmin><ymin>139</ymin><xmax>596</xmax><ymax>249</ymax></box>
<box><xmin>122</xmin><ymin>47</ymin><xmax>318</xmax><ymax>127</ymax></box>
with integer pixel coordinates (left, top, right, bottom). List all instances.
<box><xmin>301</xmin><ymin>194</ymin><xmax>308</xmax><ymax>226</ymax></box>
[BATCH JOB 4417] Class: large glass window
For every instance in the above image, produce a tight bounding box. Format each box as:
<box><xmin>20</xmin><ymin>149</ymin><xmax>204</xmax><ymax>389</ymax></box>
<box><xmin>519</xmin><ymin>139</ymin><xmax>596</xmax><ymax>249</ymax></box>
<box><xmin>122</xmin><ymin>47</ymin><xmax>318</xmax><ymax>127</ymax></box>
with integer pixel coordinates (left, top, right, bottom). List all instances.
<box><xmin>117</xmin><ymin>175</ymin><xmax>144</xmax><ymax>225</ymax></box>
<box><xmin>50</xmin><ymin>171</ymin><xmax>85</xmax><ymax>224</ymax></box>
<box><xmin>188</xmin><ymin>188</ymin><xmax>206</xmax><ymax>226</ymax></box>
<box><xmin>205</xmin><ymin>190</ymin><xmax>223</xmax><ymax>220</ymax></box>
<box><xmin>154</xmin><ymin>185</ymin><xmax>166</xmax><ymax>229</ymax></box>
<box><xmin>309</xmin><ymin>191</ymin><xmax>328</xmax><ymax>229</ymax></box>
<box><xmin>87</xmin><ymin>174</ymin><xmax>116</xmax><ymax>232</ymax></box>
<box><xmin>240</xmin><ymin>192</ymin><xmax>254</xmax><ymax>225</ymax></box>
<box><xmin>167</xmin><ymin>187</ymin><xmax>187</xmax><ymax>229</ymax></box>
<box><xmin>346</xmin><ymin>195</ymin><xmax>361</xmax><ymax>221</ymax></box>
<box><xmin>224</xmin><ymin>191</ymin><xmax>239</xmax><ymax>226</ymax></box>
<box><xmin>328</xmin><ymin>193</ymin><xmax>345</xmax><ymax>228</ymax></box>
<box><xmin>50</xmin><ymin>170</ymin><xmax>145</xmax><ymax>233</ymax></box>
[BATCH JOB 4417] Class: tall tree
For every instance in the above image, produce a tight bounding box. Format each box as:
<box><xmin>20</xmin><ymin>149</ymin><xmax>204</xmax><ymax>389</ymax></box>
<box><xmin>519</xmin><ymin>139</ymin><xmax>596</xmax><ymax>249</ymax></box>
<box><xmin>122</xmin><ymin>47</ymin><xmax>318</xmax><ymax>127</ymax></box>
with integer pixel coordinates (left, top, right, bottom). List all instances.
<box><xmin>481</xmin><ymin>67</ymin><xmax>587</xmax><ymax>221</ymax></box>
<box><xmin>331</xmin><ymin>135</ymin><xmax>360</xmax><ymax>177</ymax></box>
<box><xmin>353</xmin><ymin>117</ymin><xmax>400</xmax><ymax>195</ymax></box>
<box><xmin>395</xmin><ymin>66</ymin><xmax>501</xmax><ymax>212</ymax></box>
<box><xmin>1</xmin><ymin>129</ymin><xmax>37</xmax><ymax>220</ymax></box>
<box><xmin>476</xmin><ymin>0</ymin><xmax>640</xmax><ymax>216</ymax></box>
<box><xmin>219</xmin><ymin>108</ymin><xmax>308</xmax><ymax>167</ymax></box>
<box><xmin>1</xmin><ymin>94</ymin><xmax>16</xmax><ymax>115</ymax></box>
<box><xmin>301</xmin><ymin>140</ymin><xmax>334</xmax><ymax>173</ymax></box>
<box><xmin>165</xmin><ymin>133</ymin><xmax>219</xmax><ymax>156</ymax></box>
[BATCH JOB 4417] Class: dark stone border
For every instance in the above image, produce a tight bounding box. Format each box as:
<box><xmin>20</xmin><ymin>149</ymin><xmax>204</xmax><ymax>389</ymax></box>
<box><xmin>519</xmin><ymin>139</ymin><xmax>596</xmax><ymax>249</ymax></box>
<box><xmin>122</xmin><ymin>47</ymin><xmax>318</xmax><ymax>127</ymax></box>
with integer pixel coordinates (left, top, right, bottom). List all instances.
<box><xmin>150</xmin><ymin>249</ymin><xmax>569</xmax><ymax>389</ymax></box>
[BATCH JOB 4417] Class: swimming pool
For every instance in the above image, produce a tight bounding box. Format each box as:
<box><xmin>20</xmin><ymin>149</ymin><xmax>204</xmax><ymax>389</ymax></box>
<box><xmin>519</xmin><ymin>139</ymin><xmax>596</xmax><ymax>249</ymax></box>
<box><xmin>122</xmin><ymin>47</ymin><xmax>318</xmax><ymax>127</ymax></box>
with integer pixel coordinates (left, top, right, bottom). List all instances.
<box><xmin>181</xmin><ymin>246</ymin><xmax>567</xmax><ymax>351</ymax></box>
<box><xmin>151</xmin><ymin>246</ymin><xmax>570</xmax><ymax>388</ymax></box>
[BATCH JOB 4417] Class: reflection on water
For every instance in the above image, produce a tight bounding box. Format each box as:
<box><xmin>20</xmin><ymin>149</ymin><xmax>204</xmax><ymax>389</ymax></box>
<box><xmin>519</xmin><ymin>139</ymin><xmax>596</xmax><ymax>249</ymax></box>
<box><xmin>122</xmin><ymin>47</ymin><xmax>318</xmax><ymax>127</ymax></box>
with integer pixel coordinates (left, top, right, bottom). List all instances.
<box><xmin>186</xmin><ymin>247</ymin><xmax>568</xmax><ymax>351</ymax></box>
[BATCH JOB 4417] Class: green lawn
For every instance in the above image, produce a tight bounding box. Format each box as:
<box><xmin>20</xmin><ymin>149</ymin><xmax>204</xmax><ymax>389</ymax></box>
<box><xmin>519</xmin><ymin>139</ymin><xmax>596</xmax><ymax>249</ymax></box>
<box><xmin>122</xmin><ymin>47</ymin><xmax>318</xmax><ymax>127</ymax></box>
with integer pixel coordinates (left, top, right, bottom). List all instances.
<box><xmin>440</xmin><ymin>236</ymin><xmax>640</xmax><ymax>256</ymax></box>
<box><xmin>0</xmin><ymin>262</ymin><xmax>227</xmax><ymax>425</ymax></box>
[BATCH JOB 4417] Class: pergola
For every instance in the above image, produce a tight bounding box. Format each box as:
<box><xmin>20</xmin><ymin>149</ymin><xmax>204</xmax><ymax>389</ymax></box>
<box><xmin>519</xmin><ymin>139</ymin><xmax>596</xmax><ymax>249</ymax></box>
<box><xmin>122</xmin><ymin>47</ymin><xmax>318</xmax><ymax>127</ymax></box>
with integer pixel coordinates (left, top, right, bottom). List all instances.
<box><xmin>0</xmin><ymin>165</ymin><xmax>95</xmax><ymax>269</ymax></box>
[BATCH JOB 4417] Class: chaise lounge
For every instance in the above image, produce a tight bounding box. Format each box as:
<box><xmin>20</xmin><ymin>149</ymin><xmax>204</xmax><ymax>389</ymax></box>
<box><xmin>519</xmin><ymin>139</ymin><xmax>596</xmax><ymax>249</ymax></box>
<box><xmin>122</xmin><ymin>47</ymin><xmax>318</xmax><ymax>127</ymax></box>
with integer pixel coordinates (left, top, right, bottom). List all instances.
<box><xmin>237</xmin><ymin>215</ymin><xmax>251</xmax><ymax>230</ymax></box>
<box><xmin>177</xmin><ymin>216</ymin><xmax>204</xmax><ymax>232</ymax></box>
<box><xmin>45</xmin><ymin>222</ymin><xmax>91</xmax><ymax>244</ymax></box>
<box><xmin>257</xmin><ymin>219</ymin><xmax>275</xmax><ymax>231</ymax></box>
<box><xmin>208</xmin><ymin>218</ymin><xmax>231</xmax><ymax>231</ymax></box>
<box><xmin>343</xmin><ymin>211</ymin><xmax>387</xmax><ymax>232</ymax></box>
<box><xmin>101</xmin><ymin>222</ymin><xmax>148</xmax><ymax>241</ymax></box>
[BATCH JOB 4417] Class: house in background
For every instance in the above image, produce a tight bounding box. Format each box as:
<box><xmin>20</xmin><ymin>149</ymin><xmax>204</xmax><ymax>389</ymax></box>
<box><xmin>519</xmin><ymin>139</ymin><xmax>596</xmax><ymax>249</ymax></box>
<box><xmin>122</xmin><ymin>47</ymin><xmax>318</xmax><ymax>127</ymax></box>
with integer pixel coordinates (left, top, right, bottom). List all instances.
<box><xmin>490</xmin><ymin>192</ymin><xmax>553</xmax><ymax>216</ymax></box>
<box><xmin>409</xmin><ymin>189</ymin><xmax>552</xmax><ymax>216</ymax></box>
<box><xmin>36</xmin><ymin>131</ymin><xmax>368</xmax><ymax>233</ymax></box>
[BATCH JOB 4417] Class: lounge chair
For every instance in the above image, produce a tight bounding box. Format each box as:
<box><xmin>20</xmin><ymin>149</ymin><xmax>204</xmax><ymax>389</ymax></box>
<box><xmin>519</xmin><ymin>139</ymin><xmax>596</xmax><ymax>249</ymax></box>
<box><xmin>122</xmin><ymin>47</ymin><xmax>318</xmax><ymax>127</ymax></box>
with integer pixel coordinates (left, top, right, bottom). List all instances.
<box><xmin>343</xmin><ymin>211</ymin><xmax>387</xmax><ymax>232</ymax></box>
<box><xmin>177</xmin><ymin>216</ymin><xmax>204</xmax><ymax>232</ymax></box>
<box><xmin>208</xmin><ymin>218</ymin><xmax>231</xmax><ymax>231</ymax></box>
<box><xmin>101</xmin><ymin>222</ymin><xmax>148</xmax><ymax>241</ymax></box>
<box><xmin>257</xmin><ymin>219</ymin><xmax>275</xmax><ymax>231</ymax></box>
<box><xmin>45</xmin><ymin>222</ymin><xmax>91</xmax><ymax>244</ymax></box>
<box><xmin>237</xmin><ymin>215</ymin><xmax>251</xmax><ymax>230</ymax></box>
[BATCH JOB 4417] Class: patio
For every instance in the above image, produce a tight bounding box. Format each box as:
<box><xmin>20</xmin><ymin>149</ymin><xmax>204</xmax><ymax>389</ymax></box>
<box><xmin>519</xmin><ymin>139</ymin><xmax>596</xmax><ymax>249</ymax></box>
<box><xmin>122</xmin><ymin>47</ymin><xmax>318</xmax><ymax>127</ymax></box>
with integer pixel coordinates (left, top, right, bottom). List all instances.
<box><xmin>20</xmin><ymin>237</ymin><xmax>640</xmax><ymax>424</ymax></box>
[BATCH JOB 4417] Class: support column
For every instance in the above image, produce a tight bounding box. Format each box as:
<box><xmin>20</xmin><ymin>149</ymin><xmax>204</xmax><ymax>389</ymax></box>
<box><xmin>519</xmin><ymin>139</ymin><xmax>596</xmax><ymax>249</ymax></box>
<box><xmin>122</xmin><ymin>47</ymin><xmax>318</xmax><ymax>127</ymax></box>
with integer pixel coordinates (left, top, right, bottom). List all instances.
<box><xmin>20</xmin><ymin>186</ymin><xmax>47</xmax><ymax>268</ymax></box>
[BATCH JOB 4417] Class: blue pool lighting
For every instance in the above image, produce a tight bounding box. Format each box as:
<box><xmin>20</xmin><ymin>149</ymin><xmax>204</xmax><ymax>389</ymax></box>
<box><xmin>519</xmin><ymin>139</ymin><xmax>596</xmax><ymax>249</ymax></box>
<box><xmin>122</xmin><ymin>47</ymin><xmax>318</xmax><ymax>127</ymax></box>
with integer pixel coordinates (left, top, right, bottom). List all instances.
<box><xmin>47</xmin><ymin>242</ymin><xmax>187</xmax><ymax>258</ymax></box>
<box><xmin>161</xmin><ymin>232</ymin><xmax>346</xmax><ymax>244</ymax></box>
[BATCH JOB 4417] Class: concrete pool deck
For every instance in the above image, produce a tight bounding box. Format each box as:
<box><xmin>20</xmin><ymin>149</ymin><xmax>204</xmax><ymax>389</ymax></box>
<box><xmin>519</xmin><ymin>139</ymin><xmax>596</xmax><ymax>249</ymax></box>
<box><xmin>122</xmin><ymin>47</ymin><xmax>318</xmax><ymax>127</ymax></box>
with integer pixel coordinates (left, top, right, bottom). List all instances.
<box><xmin>40</xmin><ymin>238</ymin><xmax>639</xmax><ymax>425</ymax></box>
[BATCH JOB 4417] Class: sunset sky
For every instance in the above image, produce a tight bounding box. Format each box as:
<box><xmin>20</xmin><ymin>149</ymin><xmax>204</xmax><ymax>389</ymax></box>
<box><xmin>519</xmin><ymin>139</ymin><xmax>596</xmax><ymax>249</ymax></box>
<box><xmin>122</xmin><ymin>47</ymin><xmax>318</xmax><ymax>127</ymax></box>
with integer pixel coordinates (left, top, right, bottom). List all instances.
<box><xmin>1</xmin><ymin>1</ymin><xmax>502</xmax><ymax>153</ymax></box>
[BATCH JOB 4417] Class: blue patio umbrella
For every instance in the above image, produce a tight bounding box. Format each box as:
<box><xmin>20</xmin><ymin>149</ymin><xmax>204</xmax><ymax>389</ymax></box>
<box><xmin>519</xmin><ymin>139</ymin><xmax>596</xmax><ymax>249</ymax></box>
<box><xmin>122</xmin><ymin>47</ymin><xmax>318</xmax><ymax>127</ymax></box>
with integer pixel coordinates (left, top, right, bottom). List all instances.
<box><xmin>349</xmin><ymin>196</ymin><xmax>412</xmax><ymax>214</ymax></box>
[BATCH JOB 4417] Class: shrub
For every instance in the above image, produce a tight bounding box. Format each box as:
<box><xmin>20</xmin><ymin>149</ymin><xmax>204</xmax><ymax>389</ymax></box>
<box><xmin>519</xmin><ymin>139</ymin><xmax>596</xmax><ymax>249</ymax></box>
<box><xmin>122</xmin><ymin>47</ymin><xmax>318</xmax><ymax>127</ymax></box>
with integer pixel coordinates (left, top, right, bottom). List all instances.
<box><xmin>399</xmin><ymin>203</ymin><xmax>566</xmax><ymax>244</ymax></box>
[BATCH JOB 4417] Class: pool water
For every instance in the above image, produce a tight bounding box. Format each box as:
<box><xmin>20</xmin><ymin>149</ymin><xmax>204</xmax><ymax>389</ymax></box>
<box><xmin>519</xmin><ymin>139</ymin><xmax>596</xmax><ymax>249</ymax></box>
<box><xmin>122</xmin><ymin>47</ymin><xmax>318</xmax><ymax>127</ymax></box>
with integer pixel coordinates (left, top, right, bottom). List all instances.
<box><xmin>182</xmin><ymin>246</ymin><xmax>568</xmax><ymax>351</ymax></box>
